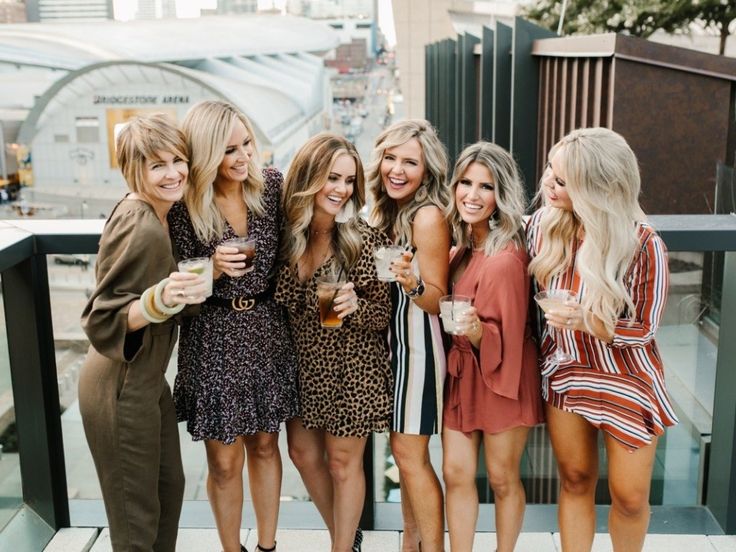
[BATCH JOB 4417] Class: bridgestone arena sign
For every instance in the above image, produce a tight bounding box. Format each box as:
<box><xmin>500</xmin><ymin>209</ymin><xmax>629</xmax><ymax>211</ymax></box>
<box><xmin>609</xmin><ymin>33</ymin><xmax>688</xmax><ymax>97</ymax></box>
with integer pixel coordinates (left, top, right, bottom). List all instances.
<box><xmin>93</xmin><ymin>95</ymin><xmax>190</xmax><ymax>105</ymax></box>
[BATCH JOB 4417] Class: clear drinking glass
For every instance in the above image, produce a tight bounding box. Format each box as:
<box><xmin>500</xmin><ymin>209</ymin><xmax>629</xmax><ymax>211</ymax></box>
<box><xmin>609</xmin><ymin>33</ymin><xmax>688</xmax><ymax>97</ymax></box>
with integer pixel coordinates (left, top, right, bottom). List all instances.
<box><xmin>439</xmin><ymin>294</ymin><xmax>473</xmax><ymax>335</ymax></box>
<box><xmin>534</xmin><ymin>289</ymin><xmax>578</xmax><ymax>364</ymax></box>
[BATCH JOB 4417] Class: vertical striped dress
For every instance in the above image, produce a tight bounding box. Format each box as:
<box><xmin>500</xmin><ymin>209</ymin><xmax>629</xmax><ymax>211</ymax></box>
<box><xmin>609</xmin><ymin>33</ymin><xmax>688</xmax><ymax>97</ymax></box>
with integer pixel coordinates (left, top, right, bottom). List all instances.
<box><xmin>526</xmin><ymin>208</ymin><xmax>678</xmax><ymax>451</ymax></box>
<box><xmin>389</xmin><ymin>256</ymin><xmax>447</xmax><ymax>435</ymax></box>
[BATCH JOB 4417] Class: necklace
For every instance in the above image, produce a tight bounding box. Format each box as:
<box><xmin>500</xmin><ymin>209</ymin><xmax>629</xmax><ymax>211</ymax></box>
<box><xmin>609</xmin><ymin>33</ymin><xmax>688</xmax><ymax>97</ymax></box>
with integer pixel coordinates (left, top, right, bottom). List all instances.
<box><xmin>310</xmin><ymin>225</ymin><xmax>335</xmax><ymax>235</ymax></box>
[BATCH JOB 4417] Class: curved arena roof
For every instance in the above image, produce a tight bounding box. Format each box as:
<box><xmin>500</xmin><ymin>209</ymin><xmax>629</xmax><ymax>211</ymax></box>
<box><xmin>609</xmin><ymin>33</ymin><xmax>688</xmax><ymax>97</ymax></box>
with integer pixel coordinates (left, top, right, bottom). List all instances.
<box><xmin>6</xmin><ymin>15</ymin><xmax>338</xmax><ymax>147</ymax></box>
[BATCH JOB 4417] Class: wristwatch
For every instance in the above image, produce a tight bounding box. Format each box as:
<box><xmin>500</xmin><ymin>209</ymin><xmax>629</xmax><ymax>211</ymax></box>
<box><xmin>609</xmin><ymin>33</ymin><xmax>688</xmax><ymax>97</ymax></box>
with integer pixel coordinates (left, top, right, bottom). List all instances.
<box><xmin>405</xmin><ymin>276</ymin><xmax>425</xmax><ymax>299</ymax></box>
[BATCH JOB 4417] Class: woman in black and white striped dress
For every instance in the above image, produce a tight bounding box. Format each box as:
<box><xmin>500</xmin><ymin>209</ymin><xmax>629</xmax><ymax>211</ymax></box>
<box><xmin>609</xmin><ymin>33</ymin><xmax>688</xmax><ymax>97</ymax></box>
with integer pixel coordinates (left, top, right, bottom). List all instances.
<box><xmin>368</xmin><ymin>119</ymin><xmax>450</xmax><ymax>552</ymax></box>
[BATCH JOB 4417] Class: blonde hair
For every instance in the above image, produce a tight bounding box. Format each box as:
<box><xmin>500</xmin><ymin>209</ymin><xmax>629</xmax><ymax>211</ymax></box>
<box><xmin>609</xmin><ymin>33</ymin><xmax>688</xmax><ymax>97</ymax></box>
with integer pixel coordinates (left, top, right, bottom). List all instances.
<box><xmin>367</xmin><ymin>119</ymin><xmax>449</xmax><ymax>244</ymax></box>
<box><xmin>528</xmin><ymin>127</ymin><xmax>647</xmax><ymax>335</ymax></box>
<box><xmin>281</xmin><ymin>132</ymin><xmax>365</xmax><ymax>272</ymax></box>
<box><xmin>447</xmin><ymin>141</ymin><xmax>526</xmax><ymax>256</ymax></box>
<box><xmin>181</xmin><ymin>100</ymin><xmax>264</xmax><ymax>242</ymax></box>
<box><xmin>116</xmin><ymin>113</ymin><xmax>188</xmax><ymax>194</ymax></box>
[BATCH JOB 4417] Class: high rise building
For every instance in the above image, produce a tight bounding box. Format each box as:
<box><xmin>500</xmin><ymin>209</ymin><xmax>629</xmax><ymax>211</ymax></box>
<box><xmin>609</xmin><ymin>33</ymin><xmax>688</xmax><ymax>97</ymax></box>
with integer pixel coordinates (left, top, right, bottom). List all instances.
<box><xmin>287</xmin><ymin>0</ymin><xmax>373</xmax><ymax>19</ymax></box>
<box><xmin>217</xmin><ymin>0</ymin><xmax>257</xmax><ymax>14</ymax></box>
<box><xmin>25</xmin><ymin>0</ymin><xmax>113</xmax><ymax>22</ymax></box>
<box><xmin>0</xmin><ymin>0</ymin><xmax>27</xmax><ymax>23</ymax></box>
<box><xmin>134</xmin><ymin>0</ymin><xmax>176</xmax><ymax>19</ymax></box>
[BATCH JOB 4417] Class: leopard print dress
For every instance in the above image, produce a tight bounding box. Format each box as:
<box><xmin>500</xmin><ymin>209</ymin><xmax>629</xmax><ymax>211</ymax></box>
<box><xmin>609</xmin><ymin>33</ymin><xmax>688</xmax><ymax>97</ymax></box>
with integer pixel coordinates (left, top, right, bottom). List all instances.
<box><xmin>275</xmin><ymin>219</ymin><xmax>393</xmax><ymax>437</ymax></box>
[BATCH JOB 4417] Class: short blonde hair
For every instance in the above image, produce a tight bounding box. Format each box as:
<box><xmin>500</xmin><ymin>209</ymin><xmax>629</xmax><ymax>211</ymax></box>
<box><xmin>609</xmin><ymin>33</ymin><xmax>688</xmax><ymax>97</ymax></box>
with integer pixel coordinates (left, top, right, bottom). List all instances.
<box><xmin>116</xmin><ymin>113</ymin><xmax>188</xmax><ymax>194</ymax></box>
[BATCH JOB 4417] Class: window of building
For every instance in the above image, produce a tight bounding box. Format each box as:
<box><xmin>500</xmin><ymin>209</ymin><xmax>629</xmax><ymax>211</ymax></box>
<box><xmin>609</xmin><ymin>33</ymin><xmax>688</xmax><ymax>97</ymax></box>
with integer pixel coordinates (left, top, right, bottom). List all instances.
<box><xmin>75</xmin><ymin>117</ymin><xmax>99</xmax><ymax>143</ymax></box>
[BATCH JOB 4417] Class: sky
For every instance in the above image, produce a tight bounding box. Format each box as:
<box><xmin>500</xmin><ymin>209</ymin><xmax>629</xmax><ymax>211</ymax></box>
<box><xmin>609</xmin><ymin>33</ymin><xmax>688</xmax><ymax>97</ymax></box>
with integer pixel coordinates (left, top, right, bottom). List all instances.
<box><xmin>112</xmin><ymin>0</ymin><xmax>396</xmax><ymax>45</ymax></box>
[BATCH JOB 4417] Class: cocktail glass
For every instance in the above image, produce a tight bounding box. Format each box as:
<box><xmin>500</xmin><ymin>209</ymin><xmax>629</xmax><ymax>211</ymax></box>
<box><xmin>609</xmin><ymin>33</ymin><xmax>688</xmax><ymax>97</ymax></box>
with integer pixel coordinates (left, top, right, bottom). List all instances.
<box><xmin>534</xmin><ymin>289</ymin><xmax>578</xmax><ymax>364</ymax></box>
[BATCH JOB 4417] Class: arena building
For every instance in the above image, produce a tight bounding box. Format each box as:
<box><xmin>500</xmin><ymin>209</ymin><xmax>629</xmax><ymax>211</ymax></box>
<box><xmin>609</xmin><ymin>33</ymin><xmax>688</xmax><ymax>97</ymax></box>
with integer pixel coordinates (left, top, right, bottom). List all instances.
<box><xmin>0</xmin><ymin>14</ymin><xmax>338</xmax><ymax>197</ymax></box>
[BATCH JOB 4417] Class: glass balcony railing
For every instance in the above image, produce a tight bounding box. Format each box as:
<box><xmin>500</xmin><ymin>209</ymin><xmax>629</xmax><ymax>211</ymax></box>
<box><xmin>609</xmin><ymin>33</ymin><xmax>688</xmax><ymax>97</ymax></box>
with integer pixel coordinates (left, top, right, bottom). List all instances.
<box><xmin>0</xmin><ymin>214</ymin><xmax>735</xmax><ymax>544</ymax></box>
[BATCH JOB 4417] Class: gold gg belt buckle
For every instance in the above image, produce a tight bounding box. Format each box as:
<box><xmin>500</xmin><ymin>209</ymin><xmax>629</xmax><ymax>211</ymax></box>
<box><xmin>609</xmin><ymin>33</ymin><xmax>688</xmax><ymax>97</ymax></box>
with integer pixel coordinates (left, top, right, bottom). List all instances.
<box><xmin>232</xmin><ymin>297</ymin><xmax>256</xmax><ymax>311</ymax></box>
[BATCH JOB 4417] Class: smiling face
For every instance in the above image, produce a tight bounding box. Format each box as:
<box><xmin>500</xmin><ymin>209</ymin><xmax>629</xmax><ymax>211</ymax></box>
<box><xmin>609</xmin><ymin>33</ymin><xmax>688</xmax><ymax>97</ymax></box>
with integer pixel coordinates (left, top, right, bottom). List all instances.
<box><xmin>379</xmin><ymin>137</ymin><xmax>425</xmax><ymax>207</ymax></box>
<box><xmin>140</xmin><ymin>149</ymin><xmax>188</xmax><ymax>216</ymax></box>
<box><xmin>455</xmin><ymin>161</ymin><xmax>497</xmax><ymax>237</ymax></box>
<box><xmin>313</xmin><ymin>153</ymin><xmax>356</xmax><ymax>221</ymax></box>
<box><xmin>217</xmin><ymin>119</ymin><xmax>253</xmax><ymax>185</ymax></box>
<box><xmin>542</xmin><ymin>148</ymin><xmax>573</xmax><ymax>211</ymax></box>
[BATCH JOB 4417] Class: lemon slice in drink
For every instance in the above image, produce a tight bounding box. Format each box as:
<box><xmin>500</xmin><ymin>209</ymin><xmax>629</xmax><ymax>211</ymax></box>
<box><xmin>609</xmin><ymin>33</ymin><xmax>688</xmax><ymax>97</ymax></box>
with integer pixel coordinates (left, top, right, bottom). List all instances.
<box><xmin>374</xmin><ymin>247</ymin><xmax>386</xmax><ymax>260</ymax></box>
<box><xmin>187</xmin><ymin>264</ymin><xmax>205</xmax><ymax>275</ymax></box>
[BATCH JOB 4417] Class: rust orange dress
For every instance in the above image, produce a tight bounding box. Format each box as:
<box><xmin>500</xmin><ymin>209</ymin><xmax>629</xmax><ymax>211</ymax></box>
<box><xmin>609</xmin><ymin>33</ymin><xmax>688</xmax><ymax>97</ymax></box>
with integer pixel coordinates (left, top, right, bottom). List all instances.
<box><xmin>443</xmin><ymin>244</ymin><xmax>544</xmax><ymax>434</ymax></box>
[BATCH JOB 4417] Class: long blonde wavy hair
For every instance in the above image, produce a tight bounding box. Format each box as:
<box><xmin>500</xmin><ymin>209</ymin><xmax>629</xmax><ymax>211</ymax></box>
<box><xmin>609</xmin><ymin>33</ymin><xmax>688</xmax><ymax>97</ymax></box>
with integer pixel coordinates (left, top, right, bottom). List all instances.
<box><xmin>367</xmin><ymin>119</ymin><xmax>449</xmax><ymax>245</ymax></box>
<box><xmin>281</xmin><ymin>132</ymin><xmax>365</xmax><ymax>273</ymax></box>
<box><xmin>181</xmin><ymin>100</ymin><xmax>264</xmax><ymax>242</ymax></box>
<box><xmin>447</xmin><ymin>141</ymin><xmax>526</xmax><ymax>256</ymax></box>
<box><xmin>528</xmin><ymin>127</ymin><xmax>647</xmax><ymax>335</ymax></box>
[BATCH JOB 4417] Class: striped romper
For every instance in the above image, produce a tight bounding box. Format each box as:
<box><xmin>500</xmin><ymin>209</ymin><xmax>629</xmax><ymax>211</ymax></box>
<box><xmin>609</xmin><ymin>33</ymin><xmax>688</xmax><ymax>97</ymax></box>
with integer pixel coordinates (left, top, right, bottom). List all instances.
<box><xmin>526</xmin><ymin>209</ymin><xmax>678</xmax><ymax>451</ymax></box>
<box><xmin>389</xmin><ymin>255</ymin><xmax>446</xmax><ymax>435</ymax></box>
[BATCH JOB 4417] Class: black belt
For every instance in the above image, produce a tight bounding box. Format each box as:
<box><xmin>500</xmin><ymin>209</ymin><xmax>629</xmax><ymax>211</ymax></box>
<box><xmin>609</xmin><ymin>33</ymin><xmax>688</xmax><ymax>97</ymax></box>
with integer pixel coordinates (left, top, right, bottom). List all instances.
<box><xmin>205</xmin><ymin>286</ymin><xmax>275</xmax><ymax>312</ymax></box>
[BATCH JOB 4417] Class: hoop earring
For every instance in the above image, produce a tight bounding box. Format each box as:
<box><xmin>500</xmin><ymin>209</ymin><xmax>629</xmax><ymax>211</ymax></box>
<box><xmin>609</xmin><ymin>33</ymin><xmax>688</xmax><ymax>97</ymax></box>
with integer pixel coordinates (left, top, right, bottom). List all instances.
<box><xmin>488</xmin><ymin>211</ymin><xmax>498</xmax><ymax>232</ymax></box>
<box><xmin>414</xmin><ymin>185</ymin><xmax>429</xmax><ymax>203</ymax></box>
<box><xmin>335</xmin><ymin>200</ymin><xmax>355</xmax><ymax>223</ymax></box>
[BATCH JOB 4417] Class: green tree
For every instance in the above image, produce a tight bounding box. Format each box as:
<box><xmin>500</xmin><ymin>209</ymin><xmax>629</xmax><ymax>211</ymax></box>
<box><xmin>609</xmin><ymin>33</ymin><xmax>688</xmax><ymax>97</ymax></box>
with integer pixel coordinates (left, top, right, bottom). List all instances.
<box><xmin>523</xmin><ymin>0</ymin><xmax>736</xmax><ymax>55</ymax></box>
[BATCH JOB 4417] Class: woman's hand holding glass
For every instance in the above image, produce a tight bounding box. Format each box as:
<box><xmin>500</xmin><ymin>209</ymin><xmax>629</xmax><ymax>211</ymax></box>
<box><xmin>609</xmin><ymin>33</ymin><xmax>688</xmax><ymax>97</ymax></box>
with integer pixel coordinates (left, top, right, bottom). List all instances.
<box><xmin>213</xmin><ymin>244</ymin><xmax>247</xmax><ymax>278</ymax></box>
<box><xmin>543</xmin><ymin>300</ymin><xmax>584</xmax><ymax>332</ymax></box>
<box><xmin>161</xmin><ymin>271</ymin><xmax>208</xmax><ymax>305</ymax></box>
<box><xmin>455</xmin><ymin>306</ymin><xmax>483</xmax><ymax>347</ymax></box>
<box><xmin>331</xmin><ymin>281</ymin><xmax>359</xmax><ymax>320</ymax></box>
<box><xmin>390</xmin><ymin>250</ymin><xmax>418</xmax><ymax>291</ymax></box>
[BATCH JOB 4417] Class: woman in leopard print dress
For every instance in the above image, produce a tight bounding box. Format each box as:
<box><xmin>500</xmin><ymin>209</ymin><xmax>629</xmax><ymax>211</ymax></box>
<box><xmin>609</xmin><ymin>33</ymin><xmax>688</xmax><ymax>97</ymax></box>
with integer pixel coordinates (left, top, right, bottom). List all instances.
<box><xmin>275</xmin><ymin>133</ymin><xmax>392</xmax><ymax>552</ymax></box>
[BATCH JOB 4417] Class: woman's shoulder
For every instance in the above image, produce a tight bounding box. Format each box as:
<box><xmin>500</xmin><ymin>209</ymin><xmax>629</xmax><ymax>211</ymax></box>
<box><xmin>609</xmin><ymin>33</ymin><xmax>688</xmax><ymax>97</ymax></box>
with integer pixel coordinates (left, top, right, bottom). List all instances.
<box><xmin>107</xmin><ymin>198</ymin><xmax>161</xmax><ymax>234</ymax></box>
<box><xmin>484</xmin><ymin>243</ymin><xmax>528</xmax><ymax>271</ymax></box>
<box><xmin>412</xmin><ymin>203</ymin><xmax>446</xmax><ymax>229</ymax></box>
<box><xmin>262</xmin><ymin>167</ymin><xmax>284</xmax><ymax>187</ymax></box>
<box><xmin>636</xmin><ymin>220</ymin><xmax>667</xmax><ymax>254</ymax></box>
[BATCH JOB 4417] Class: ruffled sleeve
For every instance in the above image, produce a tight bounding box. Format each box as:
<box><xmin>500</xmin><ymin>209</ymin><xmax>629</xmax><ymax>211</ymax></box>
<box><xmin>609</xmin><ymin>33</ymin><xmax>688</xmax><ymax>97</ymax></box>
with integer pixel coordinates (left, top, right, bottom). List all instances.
<box><xmin>347</xmin><ymin>221</ymin><xmax>391</xmax><ymax>331</ymax></box>
<box><xmin>609</xmin><ymin>227</ymin><xmax>669</xmax><ymax>349</ymax></box>
<box><xmin>81</xmin><ymin>205</ymin><xmax>172</xmax><ymax>363</ymax></box>
<box><xmin>474</xmin><ymin>249</ymin><xmax>530</xmax><ymax>399</ymax></box>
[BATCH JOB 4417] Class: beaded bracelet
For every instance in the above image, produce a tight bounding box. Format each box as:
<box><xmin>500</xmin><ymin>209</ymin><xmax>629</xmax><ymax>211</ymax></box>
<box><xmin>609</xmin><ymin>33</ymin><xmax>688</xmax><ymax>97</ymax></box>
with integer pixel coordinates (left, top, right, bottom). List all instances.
<box><xmin>154</xmin><ymin>278</ymin><xmax>186</xmax><ymax>316</ymax></box>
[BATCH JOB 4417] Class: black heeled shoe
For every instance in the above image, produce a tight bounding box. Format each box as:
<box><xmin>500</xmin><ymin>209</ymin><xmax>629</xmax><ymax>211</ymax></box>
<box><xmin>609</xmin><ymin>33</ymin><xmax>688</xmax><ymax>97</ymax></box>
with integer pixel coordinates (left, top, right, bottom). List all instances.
<box><xmin>352</xmin><ymin>527</ymin><xmax>363</xmax><ymax>552</ymax></box>
<box><xmin>240</xmin><ymin>545</ymin><xmax>248</xmax><ymax>552</ymax></box>
<box><xmin>255</xmin><ymin>543</ymin><xmax>276</xmax><ymax>552</ymax></box>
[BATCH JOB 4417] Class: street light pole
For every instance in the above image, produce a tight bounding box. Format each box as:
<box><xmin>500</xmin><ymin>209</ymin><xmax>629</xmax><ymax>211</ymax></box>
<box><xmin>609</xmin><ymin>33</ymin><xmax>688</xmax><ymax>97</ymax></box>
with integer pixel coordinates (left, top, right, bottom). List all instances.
<box><xmin>557</xmin><ymin>0</ymin><xmax>570</xmax><ymax>36</ymax></box>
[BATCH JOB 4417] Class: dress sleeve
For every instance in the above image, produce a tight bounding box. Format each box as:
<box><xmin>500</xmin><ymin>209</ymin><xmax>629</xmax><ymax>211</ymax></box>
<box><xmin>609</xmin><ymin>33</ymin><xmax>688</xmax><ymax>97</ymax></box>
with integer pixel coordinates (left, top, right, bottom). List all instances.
<box><xmin>609</xmin><ymin>230</ymin><xmax>669</xmax><ymax>349</ymax></box>
<box><xmin>81</xmin><ymin>208</ymin><xmax>169</xmax><ymax>363</ymax></box>
<box><xmin>347</xmin><ymin>224</ymin><xmax>391</xmax><ymax>331</ymax></box>
<box><xmin>475</xmin><ymin>251</ymin><xmax>530</xmax><ymax>399</ymax></box>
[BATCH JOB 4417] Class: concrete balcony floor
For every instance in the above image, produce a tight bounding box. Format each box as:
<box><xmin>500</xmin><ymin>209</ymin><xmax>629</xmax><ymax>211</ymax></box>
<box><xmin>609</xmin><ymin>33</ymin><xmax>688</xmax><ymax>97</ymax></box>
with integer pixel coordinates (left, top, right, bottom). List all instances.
<box><xmin>42</xmin><ymin>527</ymin><xmax>736</xmax><ymax>552</ymax></box>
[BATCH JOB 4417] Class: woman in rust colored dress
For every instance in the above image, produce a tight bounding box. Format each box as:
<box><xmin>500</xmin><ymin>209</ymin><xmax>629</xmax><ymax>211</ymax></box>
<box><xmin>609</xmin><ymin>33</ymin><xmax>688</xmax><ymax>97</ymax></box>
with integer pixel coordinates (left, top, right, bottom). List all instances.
<box><xmin>441</xmin><ymin>142</ymin><xmax>543</xmax><ymax>552</ymax></box>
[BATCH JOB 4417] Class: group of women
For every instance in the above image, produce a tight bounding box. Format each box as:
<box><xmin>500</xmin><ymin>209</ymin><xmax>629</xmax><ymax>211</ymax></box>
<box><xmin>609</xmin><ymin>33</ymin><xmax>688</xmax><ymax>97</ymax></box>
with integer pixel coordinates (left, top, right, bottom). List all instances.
<box><xmin>79</xmin><ymin>100</ymin><xmax>676</xmax><ymax>552</ymax></box>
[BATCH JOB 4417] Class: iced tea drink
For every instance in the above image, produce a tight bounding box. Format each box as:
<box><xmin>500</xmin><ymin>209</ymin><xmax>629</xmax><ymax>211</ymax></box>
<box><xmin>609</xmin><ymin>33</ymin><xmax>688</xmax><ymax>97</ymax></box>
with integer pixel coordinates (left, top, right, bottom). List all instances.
<box><xmin>222</xmin><ymin>237</ymin><xmax>256</xmax><ymax>274</ymax></box>
<box><xmin>316</xmin><ymin>277</ymin><xmax>344</xmax><ymax>329</ymax></box>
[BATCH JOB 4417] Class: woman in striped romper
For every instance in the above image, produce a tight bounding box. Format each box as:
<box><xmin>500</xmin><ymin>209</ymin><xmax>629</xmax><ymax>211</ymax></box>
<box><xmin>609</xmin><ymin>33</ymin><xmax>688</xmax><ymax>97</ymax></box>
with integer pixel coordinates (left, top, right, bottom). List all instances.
<box><xmin>368</xmin><ymin>120</ymin><xmax>450</xmax><ymax>552</ymax></box>
<box><xmin>527</xmin><ymin>127</ymin><xmax>678</xmax><ymax>552</ymax></box>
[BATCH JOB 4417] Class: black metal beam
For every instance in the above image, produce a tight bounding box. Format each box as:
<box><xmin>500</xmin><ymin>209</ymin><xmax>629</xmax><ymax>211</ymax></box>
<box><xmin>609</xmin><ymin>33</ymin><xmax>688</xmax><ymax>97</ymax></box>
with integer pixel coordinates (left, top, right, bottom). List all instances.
<box><xmin>2</xmin><ymin>255</ymin><xmax>69</xmax><ymax>529</ymax></box>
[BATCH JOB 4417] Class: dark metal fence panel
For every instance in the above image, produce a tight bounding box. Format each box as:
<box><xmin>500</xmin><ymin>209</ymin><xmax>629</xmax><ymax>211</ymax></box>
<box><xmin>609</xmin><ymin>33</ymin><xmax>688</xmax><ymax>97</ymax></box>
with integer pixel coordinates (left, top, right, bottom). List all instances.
<box><xmin>480</xmin><ymin>26</ymin><xmax>494</xmax><ymax>142</ymax></box>
<box><xmin>493</xmin><ymin>22</ymin><xmax>513</xmax><ymax>150</ymax></box>
<box><xmin>511</xmin><ymin>17</ymin><xmax>555</xmax><ymax>198</ymax></box>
